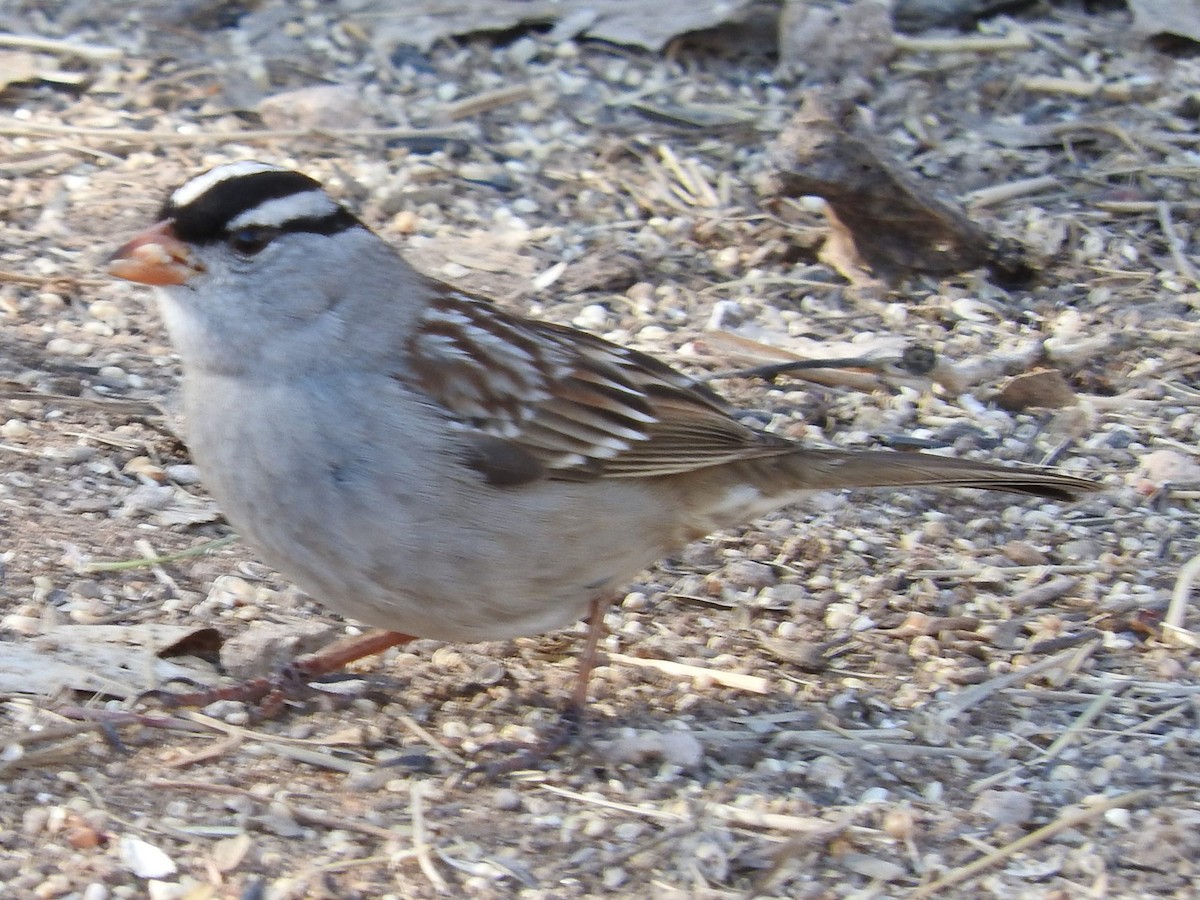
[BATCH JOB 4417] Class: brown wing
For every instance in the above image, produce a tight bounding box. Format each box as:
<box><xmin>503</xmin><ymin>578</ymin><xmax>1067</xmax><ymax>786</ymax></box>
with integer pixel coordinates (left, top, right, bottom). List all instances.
<box><xmin>404</xmin><ymin>289</ymin><xmax>794</xmax><ymax>481</ymax></box>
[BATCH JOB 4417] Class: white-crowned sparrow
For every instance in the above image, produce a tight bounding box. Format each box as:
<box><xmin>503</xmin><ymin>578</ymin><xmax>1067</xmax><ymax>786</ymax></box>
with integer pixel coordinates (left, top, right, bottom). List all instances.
<box><xmin>109</xmin><ymin>162</ymin><xmax>1097</xmax><ymax>745</ymax></box>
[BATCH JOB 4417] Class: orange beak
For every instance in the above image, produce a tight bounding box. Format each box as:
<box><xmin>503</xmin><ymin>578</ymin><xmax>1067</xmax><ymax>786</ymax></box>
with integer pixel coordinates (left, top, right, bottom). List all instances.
<box><xmin>108</xmin><ymin>220</ymin><xmax>202</xmax><ymax>286</ymax></box>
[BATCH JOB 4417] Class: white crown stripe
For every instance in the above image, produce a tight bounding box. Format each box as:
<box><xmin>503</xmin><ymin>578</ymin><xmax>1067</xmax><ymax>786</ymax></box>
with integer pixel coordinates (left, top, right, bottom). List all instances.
<box><xmin>170</xmin><ymin>160</ymin><xmax>285</xmax><ymax>209</ymax></box>
<box><xmin>226</xmin><ymin>191</ymin><xmax>341</xmax><ymax>230</ymax></box>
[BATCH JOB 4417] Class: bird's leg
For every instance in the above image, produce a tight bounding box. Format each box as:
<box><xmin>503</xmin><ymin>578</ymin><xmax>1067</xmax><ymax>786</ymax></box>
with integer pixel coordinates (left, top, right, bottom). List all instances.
<box><xmin>570</xmin><ymin>596</ymin><xmax>609</xmax><ymax>710</ymax></box>
<box><xmin>473</xmin><ymin>597</ymin><xmax>610</xmax><ymax>777</ymax></box>
<box><xmin>142</xmin><ymin>628</ymin><xmax>417</xmax><ymax>716</ymax></box>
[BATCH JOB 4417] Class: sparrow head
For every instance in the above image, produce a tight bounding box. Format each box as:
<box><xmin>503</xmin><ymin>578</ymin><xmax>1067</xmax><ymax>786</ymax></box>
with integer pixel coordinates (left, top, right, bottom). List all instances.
<box><xmin>109</xmin><ymin>161</ymin><xmax>362</xmax><ymax>287</ymax></box>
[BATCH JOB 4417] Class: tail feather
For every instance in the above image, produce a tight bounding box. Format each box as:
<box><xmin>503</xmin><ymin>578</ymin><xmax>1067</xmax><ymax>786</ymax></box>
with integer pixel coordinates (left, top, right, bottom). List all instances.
<box><xmin>783</xmin><ymin>450</ymin><xmax>1099</xmax><ymax>502</ymax></box>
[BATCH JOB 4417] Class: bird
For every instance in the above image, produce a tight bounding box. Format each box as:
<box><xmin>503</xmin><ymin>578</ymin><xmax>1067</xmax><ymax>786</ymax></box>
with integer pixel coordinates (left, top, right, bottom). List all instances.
<box><xmin>109</xmin><ymin>161</ymin><xmax>1098</xmax><ymax>766</ymax></box>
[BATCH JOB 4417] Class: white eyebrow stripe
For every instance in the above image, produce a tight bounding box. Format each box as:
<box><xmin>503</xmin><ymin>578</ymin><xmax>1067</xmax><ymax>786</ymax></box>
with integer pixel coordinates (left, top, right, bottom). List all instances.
<box><xmin>171</xmin><ymin>160</ymin><xmax>283</xmax><ymax>208</ymax></box>
<box><xmin>226</xmin><ymin>190</ymin><xmax>341</xmax><ymax>230</ymax></box>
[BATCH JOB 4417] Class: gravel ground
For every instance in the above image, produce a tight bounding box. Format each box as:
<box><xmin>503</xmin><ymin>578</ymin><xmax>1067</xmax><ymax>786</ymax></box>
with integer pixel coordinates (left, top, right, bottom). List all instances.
<box><xmin>1</xmin><ymin>2</ymin><xmax>1199</xmax><ymax>898</ymax></box>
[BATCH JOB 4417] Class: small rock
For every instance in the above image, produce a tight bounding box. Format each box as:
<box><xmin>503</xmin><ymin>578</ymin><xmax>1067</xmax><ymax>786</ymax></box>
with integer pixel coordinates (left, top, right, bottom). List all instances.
<box><xmin>220</xmin><ymin>620</ymin><xmax>341</xmax><ymax>680</ymax></box>
<box><xmin>257</xmin><ymin>804</ymin><xmax>304</xmax><ymax>838</ymax></box>
<box><xmin>46</xmin><ymin>337</ymin><xmax>94</xmax><ymax>357</ymax></box>
<box><xmin>21</xmin><ymin>806</ymin><xmax>48</xmax><ymax>836</ymax></box>
<box><xmin>839</xmin><ymin>852</ymin><xmax>907</xmax><ymax>882</ymax></box>
<box><xmin>971</xmin><ymin>789</ymin><xmax>1034</xmax><ymax>825</ymax></box>
<box><xmin>1002</xmin><ymin>540</ymin><xmax>1048</xmax><ymax>566</ymax></box>
<box><xmin>994</xmin><ymin>368</ymin><xmax>1077</xmax><ymax>411</ymax></box>
<box><xmin>806</xmin><ymin>754</ymin><xmax>849</xmax><ymax>790</ymax></box>
<box><xmin>658</xmin><ymin>732</ymin><xmax>705</xmax><ymax>768</ymax></box>
<box><xmin>573</xmin><ymin>304</ymin><xmax>610</xmax><ymax>330</ymax></box>
<box><xmin>1</xmin><ymin>419</ymin><xmax>31</xmax><ymax>441</ymax></box>
<box><xmin>1139</xmin><ymin>449</ymin><xmax>1200</xmax><ymax>486</ymax></box>
<box><xmin>257</xmin><ymin>84</ymin><xmax>369</xmax><ymax>130</ymax></box>
<box><xmin>146</xmin><ymin>880</ymin><xmax>185</xmax><ymax>900</ymax></box>
<box><xmin>493</xmin><ymin>788</ymin><xmax>522</xmax><ymax>812</ymax></box>
<box><xmin>116</xmin><ymin>484</ymin><xmax>175</xmax><ymax>517</ymax></box>
<box><xmin>119</xmin><ymin>835</ymin><xmax>177</xmax><ymax>879</ymax></box>
<box><xmin>723</xmin><ymin>559</ymin><xmax>777</xmax><ymax>590</ymax></box>
<box><xmin>604</xmin><ymin>731</ymin><xmax>704</xmax><ymax>768</ymax></box>
<box><xmin>164</xmin><ymin>464</ymin><xmax>202</xmax><ymax>485</ymax></box>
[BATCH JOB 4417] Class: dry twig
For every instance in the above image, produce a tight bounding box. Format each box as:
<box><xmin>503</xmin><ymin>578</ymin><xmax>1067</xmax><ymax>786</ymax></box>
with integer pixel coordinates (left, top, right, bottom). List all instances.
<box><xmin>912</xmin><ymin>790</ymin><xmax>1152</xmax><ymax>897</ymax></box>
<box><xmin>605</xmin><ymin>651</ymin><xmax>770</xmax><ymax>693</ymax></box>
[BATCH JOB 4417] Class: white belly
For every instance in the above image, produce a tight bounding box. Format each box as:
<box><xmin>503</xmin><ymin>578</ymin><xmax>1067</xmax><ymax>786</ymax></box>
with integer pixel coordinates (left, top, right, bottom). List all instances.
<box><xmin>183</xmin><ymin>374</ymin><xmax>686</xmax><ymax>641</ymax></box>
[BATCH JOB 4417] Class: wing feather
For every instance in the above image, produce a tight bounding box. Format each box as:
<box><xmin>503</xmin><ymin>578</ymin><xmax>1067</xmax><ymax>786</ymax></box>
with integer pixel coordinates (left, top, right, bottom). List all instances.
<box><xmin>405</xmin><ymin>288</ymin><xmax>794</xmax><ymax>480</ymax></box>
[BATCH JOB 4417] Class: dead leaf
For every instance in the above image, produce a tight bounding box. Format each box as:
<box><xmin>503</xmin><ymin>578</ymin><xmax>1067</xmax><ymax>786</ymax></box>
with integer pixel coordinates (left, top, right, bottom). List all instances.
<box><xmin>0</xmin><ymin>624</ymin><xmax>222</xmax><ymax>699</ymax></box>
<box><xmin>558</xmin><ymin>250</ymin><xmax>643</xmax><ymax>293</ymax></box>
<box><xmin>0</xmin><ymin>51</ymin><xmax>41</xmax><ymax>90</ymax></box>
<box><xmin>1130</xmin><ymin>0</ymin><xmax>1200</xmax><ymax>46</ymax></box>
<box><xmin>356</xmin><ymin>0</ymin><xmax>762</xmax><ymax>53</ymax></box>
<box><xmin>993</xmin><ymin>369</ymin><xmax>1078</xmax><ymax>411</ymax></box>
<box><xmin>765</xmin><ymin>93</ymin><xmax>1036</xmax><ymax>285</ymax></box>
<box><xmin>817</xmin><ymin>203</ymin><xmax>885</xmax><ymax>289</ymax></box>
<box><xmin>0</xmin><ymin>50</ymin><xmax>86</xmax><ymax>89</ymax></box>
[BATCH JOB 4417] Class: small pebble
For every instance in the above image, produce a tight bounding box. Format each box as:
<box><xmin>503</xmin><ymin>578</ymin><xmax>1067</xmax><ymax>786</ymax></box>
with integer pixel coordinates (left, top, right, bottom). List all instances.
<box><xmin>839</xmin><ymin>852</ymin><xmax>907</xmax><ymax>882</ymax></box>
<box><xmin>638</xmin><ymin>324</ymin><xmax>669</xmax><ymax>342</ymax></box>
<box><xmin>88</xmin><ymin>300</ymin><xmax>124</xmax><ymax>324</ymax></box>
<box><xmin>1002</xmin><ymin>540</ymin><xmax>1048</xmax><ymax>566</ymax></box>
<box><xmin>1103</xmin><ymin>807</ymin><xmax>1132</xmax><ymax>829</ymax></box>
<box><xmin>971</xmin><ymin>790</ymin><xmax>1034</xmax><ymax>825</ymax></box>
<box><xmin>573</xmin><ymin>304</ymin><xmax>609</xmax><ymax>330</ymax></box>
<box><xmin>46</xmin><ymin>337</ymin><xmax>93</xmax><ymax>357</ymax></box>
<box><xmin>602</xmin><ymin>867</ymin><xmax>628</xmax><ymax>889</ymax></box>
<box><xmin>1</xmin><ymin>419</ymin><xmax>31</xmax><ymax>441</ymax></box>
<box><xmin>22</xmin><ymin>806</ymin><xmax>49</xmax><ymax>836</ymax></box>
<box><xmin>164</xmin><ymin>464</ymin><xmax>202</xmax><ymax>485</ymax></box>
<box><xmin>712</xmin><ymin>246</ymin><xmax>739</xmax><ymax>272</ymax></box>
<box><xmin>1049</xmin><ymin>763</ymin><xmax>1081</xmax><ymax>782</ymax></box>
<box><xmin>493</xmin><ymin>788</ymin><xmax>522</xmax><ymax>812</ymax></box>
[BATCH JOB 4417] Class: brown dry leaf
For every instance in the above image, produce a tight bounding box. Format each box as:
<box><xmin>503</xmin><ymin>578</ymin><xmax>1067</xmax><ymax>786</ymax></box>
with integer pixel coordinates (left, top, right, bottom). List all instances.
<box><xmin>993</xmin><ymin>369</ymin><xmax>1078</xmax><ymax>411</ymax></box>
<box><xmin>1130</xmin><ymin>0</ymin><xmax>1200</xmax><ymax>45</ymax></box>
<box><xmin>356</xmin><ymin>0</ymin><xmax>761</xmax><ymax>53</ymax></box>
<box><xmin>210</xmin><ymin>833</ymin><xmax>253</xmax><ymax>874</ymax></box>
<box><xmin>0</xmin><ymin>624</ymin><xmax>222</xmax><ymax>699</ymax></box>
<box><xmin>818</xmin><ymin>203</ymin><xmax>885</xmax><ymax>288</ymax></box>
<box><xmin>766</xmin><ymin>93</ymin><xmax>1035</xmax><ymax>284</ymax></box>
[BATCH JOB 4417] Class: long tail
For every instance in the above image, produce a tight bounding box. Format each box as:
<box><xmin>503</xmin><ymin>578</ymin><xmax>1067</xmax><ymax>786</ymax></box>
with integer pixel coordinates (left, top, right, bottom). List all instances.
<box><xmin>779</xmin><ymin>449</ymin><xmax>1099</xmax><ymax>502</ymax></box>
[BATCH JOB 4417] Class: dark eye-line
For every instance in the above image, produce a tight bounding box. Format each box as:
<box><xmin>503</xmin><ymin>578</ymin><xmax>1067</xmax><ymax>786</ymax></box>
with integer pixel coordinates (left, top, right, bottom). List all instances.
<box><xmin>227</xmin><ymin>226</ymin><xmax>277</xmax><ymax>256</ymax></box>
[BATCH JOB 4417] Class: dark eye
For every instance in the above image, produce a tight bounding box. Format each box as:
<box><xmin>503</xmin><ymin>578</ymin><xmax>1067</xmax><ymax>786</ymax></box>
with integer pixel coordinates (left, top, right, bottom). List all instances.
<box><xmin>227</xmin><ymin>227</ymin><xmax>275</xmax><ymax>256</ymax></box>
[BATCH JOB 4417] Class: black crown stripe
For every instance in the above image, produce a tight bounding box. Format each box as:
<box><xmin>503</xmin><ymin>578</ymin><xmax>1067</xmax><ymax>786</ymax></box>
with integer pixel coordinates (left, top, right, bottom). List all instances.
<box><xmin>165</xmin><ymin>170</ymin><xmax>359</xmax><ymax>243</ymax></box>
